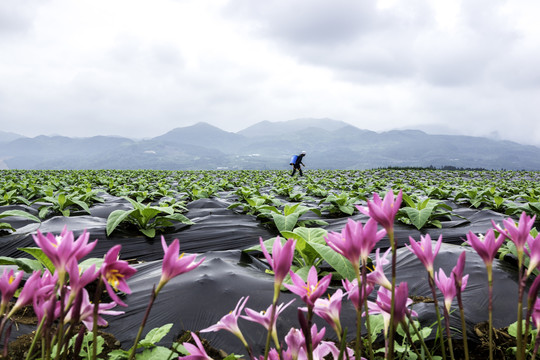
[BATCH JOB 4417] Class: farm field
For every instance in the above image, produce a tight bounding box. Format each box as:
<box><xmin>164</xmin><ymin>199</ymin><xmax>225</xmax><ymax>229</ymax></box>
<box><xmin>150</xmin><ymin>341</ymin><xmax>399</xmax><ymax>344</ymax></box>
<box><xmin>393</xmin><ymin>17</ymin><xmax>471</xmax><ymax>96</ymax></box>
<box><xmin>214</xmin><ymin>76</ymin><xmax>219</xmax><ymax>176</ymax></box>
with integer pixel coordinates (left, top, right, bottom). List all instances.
<box><xmin>1</xmin><ymin>168</ymin><xmax>540</xmax><ymax>359</ymax></box>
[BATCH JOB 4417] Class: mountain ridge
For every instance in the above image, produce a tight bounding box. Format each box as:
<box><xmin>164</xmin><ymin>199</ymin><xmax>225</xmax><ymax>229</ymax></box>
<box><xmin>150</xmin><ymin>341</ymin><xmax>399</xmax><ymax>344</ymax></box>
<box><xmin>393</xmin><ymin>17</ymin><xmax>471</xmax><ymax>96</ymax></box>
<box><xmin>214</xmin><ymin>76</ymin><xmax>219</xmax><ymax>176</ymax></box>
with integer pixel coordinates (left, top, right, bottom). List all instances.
<box><xmin>1</xmin><ymin>119</ymin><xmax>539</xmax><ymax>170</ymax></box>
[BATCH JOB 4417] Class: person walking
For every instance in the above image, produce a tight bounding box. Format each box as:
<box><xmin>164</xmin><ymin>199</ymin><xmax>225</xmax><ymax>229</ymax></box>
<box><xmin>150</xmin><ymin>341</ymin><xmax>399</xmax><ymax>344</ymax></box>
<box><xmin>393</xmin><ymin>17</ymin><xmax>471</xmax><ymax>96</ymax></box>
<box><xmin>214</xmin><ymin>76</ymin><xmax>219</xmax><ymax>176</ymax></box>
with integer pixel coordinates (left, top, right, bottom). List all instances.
<box><xmin>290</xmin><ymin>151</ymin><xmax>306</xmax><ymax>176</ymax></box>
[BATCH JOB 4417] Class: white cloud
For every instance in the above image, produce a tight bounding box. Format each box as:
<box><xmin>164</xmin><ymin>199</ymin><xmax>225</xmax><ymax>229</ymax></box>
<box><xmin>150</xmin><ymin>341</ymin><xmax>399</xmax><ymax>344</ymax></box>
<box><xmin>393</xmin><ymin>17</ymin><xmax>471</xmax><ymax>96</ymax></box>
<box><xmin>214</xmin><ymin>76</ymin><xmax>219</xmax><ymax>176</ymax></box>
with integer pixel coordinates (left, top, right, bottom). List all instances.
<box><xmin>0</xmin><ymin>0</ymin><xmax>539</xmax><ymax>146</ymax></box>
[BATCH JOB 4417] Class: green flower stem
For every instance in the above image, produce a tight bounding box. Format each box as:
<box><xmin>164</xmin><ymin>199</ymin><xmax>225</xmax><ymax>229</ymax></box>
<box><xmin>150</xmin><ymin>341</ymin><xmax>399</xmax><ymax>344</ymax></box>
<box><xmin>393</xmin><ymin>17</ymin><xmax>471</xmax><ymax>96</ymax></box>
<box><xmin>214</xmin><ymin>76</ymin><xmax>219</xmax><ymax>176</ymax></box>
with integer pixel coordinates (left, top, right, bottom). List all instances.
<box><xmin>455</xmin><ymin>290</ymin><xmax>469</xmax><ymax>360</ymax></box>
<box><xmin>516</xmin><ymin>254</ymin><xmax>525</xmax><ymax>360</ymax></box>
<box><xmin>128</xmin><ymin>284</ymin><xmax>158</xmax><ymax>360</ymax></box>
<box><xmin>358</xmin><ymin>262</ymin><xmax>374</xmax><ymax>360</ymax></box>
<box><xmin>427</xmin><ymin>273</ymin><xmax>447</xmax><ymax>360</ymax></box>
<box><xmin>441</xmin><ymin>307</ymin><xmax>455</xmax><ymax>360</ymax></box>
<box><xmin>406</xmin><ymin>312</ymin><xmax>433</xmax><ymax>360</ymax></box>
<box><xmin>306</xmin><ymin>307</ymin><xmax>314</xmax><ymax>360</ymax></box>
<box><xmin>263</xmin><ymin>284</ymin><xmax>282</xmax><ymax>360</ymax></box>
<box><xmin>388</xmin><ymin>229</ymin><xmax>396</xmax><ymax>360</ymax></box>
<box><xmin>399</xmin><ymin>320</ymin><xmax>422</xmax><ymax>360</ymax></box>
<box><xmin>92</xmin><ymin>279</ymin><xmax>104</xmax><ymax>360</ymax></box>
<box><xmin>487</xmin><ymin>266</ymin><xmax>494</xmax><ymax>360</ymax></box>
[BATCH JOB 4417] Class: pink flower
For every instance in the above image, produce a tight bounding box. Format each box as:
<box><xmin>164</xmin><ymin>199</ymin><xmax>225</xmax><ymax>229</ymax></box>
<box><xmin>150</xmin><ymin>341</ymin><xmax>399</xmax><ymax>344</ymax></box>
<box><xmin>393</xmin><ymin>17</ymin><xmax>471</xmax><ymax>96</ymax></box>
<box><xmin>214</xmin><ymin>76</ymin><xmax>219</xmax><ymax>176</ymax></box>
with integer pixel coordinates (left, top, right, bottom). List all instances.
<box><xmin>325</xmin><ymin>218</ymin><xmax>386</xmax><ymax>269</ymax></box>
<box><xmin>369</xmin><ymin>282</ymin><xmax>417</xmax><ymax>333</ymax></box>
<box><xmin>66</xmin><ymin>259</ymin><xmax>99</xmax><ymax>304</ymax></box>
<box><xmin>200</xmin><ymin>296</ymin><xmax>249</xmax><ymax>346</ymax></box>
<box><xmin>342</xmin><ymin>278</ymin><xmax>374</xmax><ymax>312</ymax></box>
<box><xmin>526</xmin><ymin>235</ymin><xmax>540</xmax><ymax>276</ymax></box>
<box><xmin>157</xmin><ymin>237</ymin><xmax>205</xmax><ymax>294</ymax></box>
<box><xmin>366</xmin><ymin>248</ymin><xmax>392</xmax><ymax>290</ymax></box>
<box><xmin>260</xmin><ymin>236</ymin><xmax>296</xmax><ymax>287</ymax></box>
<box><xmin>357</xmin><ymin>189</ymin><xmax>403</xmax><ymax>232</ymax></box>
<box><xmin>100</xmin><ymin>245</ymin><xmax>137</xmax><ymax>307</ymax></box>
<box><xmin>285</xmin><ymin>266</ymin><xmax>331</xmax><ymax>307</ymax></box>
<box><xmin>466</xmin><ymin>229</ymin><xmax>505</xmax><ymax>267</ymax></box>
<box><xmin>6</xmin><ymin>270</ymin><xmax>42</xmax><ymax>318</ymax></box>
<box><xmin>242</xmin><ymin>299</ymin><xmax>295</xmax><ymax>333</ymax></box>
<box><xmin>179</xmin><ymin>333</ymin><xmax>214</xmax><ymax>360</ymax></box>
<box><xmin>532</xmin><ymin>298</ymin><xmax>540</xmax><ymax>330</ymax></box>
<box><xmin>451</xmin><ymin>252</ymin><xmax>467</xmax><ymax>288</ymax></box>
<box><xmin>496</xmin><ymin>212</ymin><xmax>536</xmax><ymax>254</ymax></box>
<box><xmin>434</xmin><ymin>268</ymin><xmax>468</xmax><ymax>313</ymax></box>
<box><xmin>406</xmin><ymin>234</ymin><xmax>443</xmax><ymax>275</ymax></box>
<box><xmin>311</xmin><ymin>289</ymin><xmax>344</xmax><ymax>337</ymax></box>
<box><xmin>65</xmin><ymin>288</ymin><xmax>123</xmax><ymax>330</ymax></box>
<box><xmin>284</xmin><ymin>328</ymin><xmax>305</xmax><ymax>359</ymax></box>
<box><xmin>33</xmin><ymin>227</ymin><xmax>97</xmax><ymax>281</ymax></box>
<box><xmin>0</xmin><ymin>269</ymin><xmax>24</xmax><ymax>312</ymax></box>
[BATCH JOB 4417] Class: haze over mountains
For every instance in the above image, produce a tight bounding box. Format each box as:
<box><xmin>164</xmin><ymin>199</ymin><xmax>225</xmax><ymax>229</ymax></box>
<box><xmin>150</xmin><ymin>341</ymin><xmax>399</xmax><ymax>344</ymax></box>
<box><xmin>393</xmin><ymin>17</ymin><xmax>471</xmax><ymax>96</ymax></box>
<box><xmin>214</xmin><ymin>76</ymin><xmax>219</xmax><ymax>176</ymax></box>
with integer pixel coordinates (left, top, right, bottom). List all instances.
<box><xmin>1</xmin><ymin>119</ymin><xmax>540</xmax><ymax>170</ymax></box>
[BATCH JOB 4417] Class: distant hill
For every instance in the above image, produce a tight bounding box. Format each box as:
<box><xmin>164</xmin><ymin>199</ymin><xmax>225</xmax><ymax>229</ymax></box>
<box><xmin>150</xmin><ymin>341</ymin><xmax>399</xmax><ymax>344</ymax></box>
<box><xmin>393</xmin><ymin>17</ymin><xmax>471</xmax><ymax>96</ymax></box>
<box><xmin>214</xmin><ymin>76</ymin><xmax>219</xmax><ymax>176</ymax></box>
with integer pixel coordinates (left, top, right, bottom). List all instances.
<box><xmin>0</xmin><ymin>131</ymin><xmax>25</xmax><ymax>144</ymax></box>
<box><xmin>1</xmin><ymin>119</ymin><xmax>540</xmax><ymax>170</ymax></box>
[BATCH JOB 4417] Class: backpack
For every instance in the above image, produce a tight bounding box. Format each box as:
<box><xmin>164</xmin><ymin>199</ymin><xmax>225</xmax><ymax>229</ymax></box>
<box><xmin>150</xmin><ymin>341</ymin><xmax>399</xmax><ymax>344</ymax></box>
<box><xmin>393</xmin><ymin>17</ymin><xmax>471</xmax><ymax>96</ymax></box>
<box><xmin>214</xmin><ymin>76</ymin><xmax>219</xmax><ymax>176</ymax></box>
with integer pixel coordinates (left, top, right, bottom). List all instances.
<box><xmin>290</xmin><ymin>155</ymin><xmax>298</xmax><ymax>165</ymax></box>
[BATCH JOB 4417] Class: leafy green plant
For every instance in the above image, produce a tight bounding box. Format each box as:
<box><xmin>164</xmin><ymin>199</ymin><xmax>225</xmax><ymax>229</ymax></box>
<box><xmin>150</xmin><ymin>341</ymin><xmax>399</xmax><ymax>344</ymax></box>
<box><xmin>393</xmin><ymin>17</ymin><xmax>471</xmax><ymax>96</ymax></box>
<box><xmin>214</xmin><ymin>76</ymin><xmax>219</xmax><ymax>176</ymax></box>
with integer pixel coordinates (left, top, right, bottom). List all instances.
<box><xmin>318</xmin><ymin>192</ymin><xmax>361</xmax><ymax>216</ymax></box>
<box><xmin>108</xmin><ymin>324</ymin><xmax>182</xmax><ymax>359</ymax></box>
<box><xmin>397</xmin><ymin>193</ymin><xmax>456</xmax><ymax>230</ymax></box>
<box><xmin>0</xmin><ymin>210</ymin><xmax>40</xmax><ymax>234</ymax></box>
<box><xmin>106</xmin><ymin>197</ymin><xmax>194</xmax><ymax>237</ymax></box>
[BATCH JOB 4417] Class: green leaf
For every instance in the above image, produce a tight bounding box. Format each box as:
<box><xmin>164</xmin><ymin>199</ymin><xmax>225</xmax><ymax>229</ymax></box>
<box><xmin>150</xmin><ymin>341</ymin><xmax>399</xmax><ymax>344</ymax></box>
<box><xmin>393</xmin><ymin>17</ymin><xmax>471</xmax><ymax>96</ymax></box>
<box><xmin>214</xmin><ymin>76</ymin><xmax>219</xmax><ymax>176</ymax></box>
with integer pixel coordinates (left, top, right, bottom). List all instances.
<box><xmin>140</xmin><ymin>228</ymin><xmax>156</xmax><ymax>238</ymax></box>
<box><xmin>0</xmin><ymin>256</ymin><xmax>43</xmax><ymax>272</ymax></box>
<box><xmin>138</xmin><ymin>324</ymin><xmax>173</xmax><ymax>348</ymax></box>
<box><xmin>272</xmin><ymin>213</ymin><xmax>299</xmax><ymax>232</ymax></box>
<box><xmin>399</xmin><ymin>207</ymin><xmax>433</xmax><ymax>230</ymax></box>
<box><xmin>79</xmin><ymin>257</ymin><xmax>104</xmax><ymax>272</ymax></box>
<box><xmin>163</xmin><ymin>213</ymin><xmax>194</xmax><ymax>225</ymax></box>
<box><xmin>106</xmin><ymin>209</ymin><xmax>135</xmax><ymax>236</ymax></box>
<box><xmin>0</xmin><ymin>210</ymin><xmax>40</xmax><ymax>223</ymax></box>
<box><xmin>18</xmin><ymin>247</ymin><xmax>55</xmax><ymax>273</ymax></box>
<box><xmin>135</xmin><ymin>347</ymin><xmax>178</xmax><ymax>360</ymax></box>
<box><xmin>309</xmin><ymin>242</ymin><xmax>356</xmax><ymax>280</ymax></box>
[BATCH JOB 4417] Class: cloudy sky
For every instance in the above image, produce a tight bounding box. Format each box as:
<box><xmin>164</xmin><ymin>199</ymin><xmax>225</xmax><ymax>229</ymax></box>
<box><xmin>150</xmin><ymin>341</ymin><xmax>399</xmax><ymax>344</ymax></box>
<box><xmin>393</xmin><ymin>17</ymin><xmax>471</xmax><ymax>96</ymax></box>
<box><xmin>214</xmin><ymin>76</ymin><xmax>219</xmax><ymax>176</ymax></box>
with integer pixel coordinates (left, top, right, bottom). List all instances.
<box><xmin>1</xmin><ymin>0</ymin><xmax>540</xmax><ymax>145</ymax></box>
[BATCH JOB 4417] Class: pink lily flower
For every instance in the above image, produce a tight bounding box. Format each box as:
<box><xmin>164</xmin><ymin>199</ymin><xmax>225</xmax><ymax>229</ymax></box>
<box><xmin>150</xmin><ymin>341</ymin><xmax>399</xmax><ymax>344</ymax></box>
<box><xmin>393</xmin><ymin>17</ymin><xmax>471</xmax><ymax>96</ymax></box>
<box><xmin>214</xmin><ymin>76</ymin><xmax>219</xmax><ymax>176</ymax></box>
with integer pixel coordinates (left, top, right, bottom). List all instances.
<box><xmin>342</xmin><ymin>278</ymin><xmax>374</xmax><ymax>312</ymax></box>
<box><xmin>66</xmin><ymin>259</ymin><xmax>99</xmax><ymax>304</ymax></box>
<box><xmin>6</xmin><ymin>270</ymin><xmax>42</xmax><ymax>318</ymax></box>
<box><xmin>200</xmin><ymin>296</ymin><xmax>249</xmax><ymax>346</ymax></box>
<box><xmin>65</xmin><ymin>288</ymin><xmax>124</xmax><ymax>330</ymax></box>
<box><xmin>532</xmin><ymin>297</ymin><xmax>540</xmax><ymax>330</ymax></box>
<box><xmin>0</xmin><ymin>269</ymin><xmax>24</xmax><ymax>313</ymax></box>
<box><xmin>434</xmin><ymin>268</ymin><xmax>469</xmax><ymax>313</ymax></box>
<box><xmin>366</xmin><ymin>248</ymin><xmax>392</xmax><ymax>290</ymax></box>
<box><xmin>495</xmin><ymin>212</ymin><xmax>536</xmax><ymax>254</ymax></box>
<box><xmin>406</xmin><ymin>234</ymin><xmax>443</xmax><ymax>275</ymax></box>
<box><xmin>325</xmin><ymin>218</ymin><xmax>386</xmax><ymax>269</ymax></box>
<box><xmin>285</xmin><ymin>266</ymin><xmax>332</xmax><ymax>307</ymax></box>
<box><xmin>284</xmin><ymin>328</ymin><xmax>304</xmax><ymax>359</ymax></box>
<box><xmin>466</xmin><ymin>229</ymin><xmax>505</xmax><ymax>267</ymax></box>
<box><xmin>100</xmin><ymin>245</ymin><xmax>137</xmax><ymax>307</ymax></box>
<box><xmin>298</xmin><ymin>341</ymin><xmax>343</xmax><ymax>360</ymax></box>
<box><xmin>242</xmin><ymin>299</ymin><xmax>295</xmax><ymax>333</ymax></box>
<box><xmin>451</xmin><ymin>252</ymin><xmax>467</xmax><ymax>288</ymax></box>
<box><xmin>179</xmin><ymin>332</ymin><xmax>214</xmax><ymax>360</ymax></box>
<box><xmin>311</xmin><ymin>289</ymin><xmax>344</xmax><ymax>337</ymax></box>
<box><xmin>526</xmin><ymin>235</ymin><xmax>540</xmax><ymax>276</ymax></box>
<box><xmin>284</xmin><ymin>324</ymin><xmax>326</xmax><ymax>358</ymax></box>
<box><xmin>368</xmin><ymin>282</ymin><xmax>417</xmax><ymax>333</ymax></box>
<box><xmin>357</xmin><ymin>189</ymin><xmax>403</xmax><ymax>232</ymax></box>
<box><xmin>259</xmin><ymin>236</ymin><xmax>296</xmax><ymax>287</ymax></box>
<box><xmin>157</xmin><ymin>237</ymin><xmax>205</xmax><ymax>294</ymax></box>
<box><xmin>33</xmin><ymin>227</ymin><xmax>97</xmax><ymax>282</ymax></box>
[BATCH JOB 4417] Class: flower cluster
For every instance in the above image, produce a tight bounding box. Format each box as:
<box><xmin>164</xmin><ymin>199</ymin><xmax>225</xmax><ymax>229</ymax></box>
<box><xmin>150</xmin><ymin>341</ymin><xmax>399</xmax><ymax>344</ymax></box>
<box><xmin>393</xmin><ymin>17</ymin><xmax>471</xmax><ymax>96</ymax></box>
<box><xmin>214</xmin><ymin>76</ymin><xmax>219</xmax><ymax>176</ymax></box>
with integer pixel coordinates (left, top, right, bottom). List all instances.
<box><xmin>0</xmin><ymin>228</ymin><xmax>204</xmax><ymax>360</ymax></box>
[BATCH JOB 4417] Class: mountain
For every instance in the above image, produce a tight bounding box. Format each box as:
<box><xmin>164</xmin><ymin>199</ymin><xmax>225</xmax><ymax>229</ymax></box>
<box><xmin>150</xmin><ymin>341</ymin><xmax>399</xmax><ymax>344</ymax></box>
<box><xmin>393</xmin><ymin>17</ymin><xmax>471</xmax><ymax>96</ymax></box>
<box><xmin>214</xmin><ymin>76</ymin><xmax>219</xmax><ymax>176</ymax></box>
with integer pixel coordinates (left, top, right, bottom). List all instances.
<box><xmin>0</xmin><ymin>131</ymin><xmax>25</xmax><ymax>144</ymax></box>
<box><xmin>152</xmin><ymin>122</ymin><xmax>247</xmax><ymax>153</ymax></box>
<box><xmin>238</xmin><ymin>118</ymin><xmax>350</xmax><ymax>138</ymax></box>
<box><xmin>2</xmin><ymin>120</ymin><xmax>540</xmax><ymax>170</ymax></box>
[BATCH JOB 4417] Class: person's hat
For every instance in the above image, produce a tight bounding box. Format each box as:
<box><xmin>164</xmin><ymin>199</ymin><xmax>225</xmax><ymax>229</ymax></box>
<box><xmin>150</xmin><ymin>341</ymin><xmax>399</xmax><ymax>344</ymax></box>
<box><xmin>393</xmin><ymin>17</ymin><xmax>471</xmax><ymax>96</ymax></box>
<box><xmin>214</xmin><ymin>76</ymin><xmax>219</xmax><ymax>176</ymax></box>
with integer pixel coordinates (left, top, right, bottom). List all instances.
<box><xmin>301</xmin><ymin>151</ymin><xmax>306</xmax><ymax>154</ymax></box>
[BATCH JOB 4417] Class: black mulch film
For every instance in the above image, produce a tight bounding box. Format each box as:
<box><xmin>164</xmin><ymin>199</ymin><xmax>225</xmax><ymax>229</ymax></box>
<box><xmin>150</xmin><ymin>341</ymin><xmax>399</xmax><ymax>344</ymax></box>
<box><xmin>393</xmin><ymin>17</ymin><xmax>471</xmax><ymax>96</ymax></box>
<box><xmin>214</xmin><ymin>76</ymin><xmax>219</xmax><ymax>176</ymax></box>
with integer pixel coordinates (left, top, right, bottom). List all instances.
<box><xmin>0</xmin><ymin>191</ymin><xmax>527</xmax><ymax>356</ymax></box>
